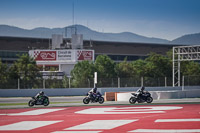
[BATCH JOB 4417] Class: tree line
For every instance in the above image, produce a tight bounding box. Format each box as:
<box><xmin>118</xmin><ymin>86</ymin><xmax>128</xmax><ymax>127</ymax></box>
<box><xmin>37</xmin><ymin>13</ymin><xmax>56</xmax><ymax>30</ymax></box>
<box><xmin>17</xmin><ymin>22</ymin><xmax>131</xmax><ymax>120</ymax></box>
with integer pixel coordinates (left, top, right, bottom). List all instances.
<box><xmin>0</xmin><ymin>50</ymin><xmax>200</xmax><ymax>89</ymax></box>
<box><xmin>71</xmin><ymin>50</ymin><xmax>200</xmax><ymax>87</ymax></box>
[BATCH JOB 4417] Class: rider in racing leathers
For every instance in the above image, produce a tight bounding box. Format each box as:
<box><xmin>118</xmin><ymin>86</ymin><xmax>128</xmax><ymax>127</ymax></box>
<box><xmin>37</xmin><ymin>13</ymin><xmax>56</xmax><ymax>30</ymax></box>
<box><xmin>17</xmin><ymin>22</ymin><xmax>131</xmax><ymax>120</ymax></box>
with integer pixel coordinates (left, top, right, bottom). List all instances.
<box><xmin>35</xmin><ymin>91</ymin><xmax>45</xmax><ymax>103</ymax></box>
<box><xmin>88</xmin><ymin>87</ymin><xmax>97</xmax><ymax>101</ymax></box>
<box><xmin>136</xmin><ymin>86</ymin><xmax>145</xmax><ymax>98</ymax></box>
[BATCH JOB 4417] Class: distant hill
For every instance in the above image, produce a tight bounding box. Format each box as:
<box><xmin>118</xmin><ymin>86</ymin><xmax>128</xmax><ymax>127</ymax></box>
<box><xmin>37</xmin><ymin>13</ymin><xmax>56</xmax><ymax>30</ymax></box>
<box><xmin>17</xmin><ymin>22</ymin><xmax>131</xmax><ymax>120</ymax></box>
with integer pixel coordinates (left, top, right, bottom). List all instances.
<box><xmin>0</xmin><ymin>25</ymin><xmax>169</xmax><ymax>44</ymax></box>
<box><xmin>171</xmin><ymin>33</ymin><xmax>200</xmax><ymax>45</ymax></box>
<box><xmin>0</xmin><ymin>24</ymin><xmax>200</xmax><ymax>45</ymax></box>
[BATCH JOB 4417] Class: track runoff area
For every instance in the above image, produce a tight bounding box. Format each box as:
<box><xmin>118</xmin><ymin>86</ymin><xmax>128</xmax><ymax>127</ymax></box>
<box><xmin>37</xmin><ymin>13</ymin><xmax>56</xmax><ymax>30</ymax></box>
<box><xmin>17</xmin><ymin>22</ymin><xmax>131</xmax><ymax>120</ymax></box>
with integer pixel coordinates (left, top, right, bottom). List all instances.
<box><xmin>0</xmin><ymin>103</ymin><xmax>200</xmax><ymax>133</ymax></box>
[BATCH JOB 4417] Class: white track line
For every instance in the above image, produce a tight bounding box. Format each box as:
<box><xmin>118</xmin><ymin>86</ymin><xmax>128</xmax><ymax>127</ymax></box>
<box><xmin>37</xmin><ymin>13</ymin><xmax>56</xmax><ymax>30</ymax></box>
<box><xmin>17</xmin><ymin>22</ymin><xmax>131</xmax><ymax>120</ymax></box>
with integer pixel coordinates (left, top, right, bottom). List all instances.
<box><xmin>66</xmin><ymin>120</ymin><xmax>137</xmax><ymax>130</ymax></box>
<box><xmin>0</xmin><ymin>108</ymin><xmax>65</xmax><ymax>116</ymax></box>
<box><xmin>0</xmin><ymin>121</ymin><xmax>62</xmax><ymax>130</ymax></box>
<box><xmin>129</xmin><ymin>129</ymin><xmax>200</xmax><ymax>132</ymax></box>
<box><xmin>155</xmin><ymin>119</ymin><xmax>200</xmax><ymax>122</ymax></box>
<box><xmin>52</xmin><ymin>131</ymin><xmax>102</xmax><ymax>133</ymax></box>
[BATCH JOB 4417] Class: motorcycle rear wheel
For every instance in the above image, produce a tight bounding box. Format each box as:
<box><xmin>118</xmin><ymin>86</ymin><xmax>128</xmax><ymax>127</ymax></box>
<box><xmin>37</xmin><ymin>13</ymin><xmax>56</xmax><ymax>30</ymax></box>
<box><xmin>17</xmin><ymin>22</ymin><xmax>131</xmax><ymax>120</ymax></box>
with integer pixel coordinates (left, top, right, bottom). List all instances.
<box><xmin>146</xmin><ymin>97</ymin><xmax>153</xmax><ymax>103</ymax></box>
<box><xmin>43</xmin><ymin>99</ymin><xmax>50</xmax><ymax>106</ymax></box>
<box><xmin>98</xmin><ymin>97</ymin><xmax>104</xmax><ymax>104</ymax></box>
<box><xmin>28</xmin><ymin>100</ymin><xmax>35</xmax><ymax>107</ymax></box>
<box><xmin>129</xmin><ymin>97</ymin><xmax>137</xmax><ymax>104</ymax></box>
<box><xmin>83</xmin><ymin>97</ymin><xmax>90</xmax><ymax>104</ymax></box>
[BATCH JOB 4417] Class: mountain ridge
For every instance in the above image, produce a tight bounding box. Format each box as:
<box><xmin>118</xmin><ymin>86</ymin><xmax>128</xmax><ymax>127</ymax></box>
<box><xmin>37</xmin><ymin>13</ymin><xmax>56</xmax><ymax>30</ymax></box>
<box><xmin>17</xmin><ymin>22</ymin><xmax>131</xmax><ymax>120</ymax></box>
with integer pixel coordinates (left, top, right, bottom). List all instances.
<box><xmin>0</xmin><ymin>24</ymin><xmax>200</xmax><ymax>45</ymax></box>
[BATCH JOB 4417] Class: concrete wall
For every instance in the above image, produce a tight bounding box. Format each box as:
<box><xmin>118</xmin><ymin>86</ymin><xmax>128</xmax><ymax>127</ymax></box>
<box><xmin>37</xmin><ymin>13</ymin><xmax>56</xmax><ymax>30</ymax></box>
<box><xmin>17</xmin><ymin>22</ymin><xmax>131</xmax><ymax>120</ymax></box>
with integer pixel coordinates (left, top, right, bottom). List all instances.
<box><xmin>0</xmin><ymin>88</ymin><xmax>91</xmax><ymax>97</ymax></box>
<box><xmin>116</xmin><ymin>89</ymin><xmax>200</xmax><ymax>101</ymax></box>
<box><xmin>0</xmin><ymin>86</ymin><xmax>199</xmax><ymax>98</ymax></box>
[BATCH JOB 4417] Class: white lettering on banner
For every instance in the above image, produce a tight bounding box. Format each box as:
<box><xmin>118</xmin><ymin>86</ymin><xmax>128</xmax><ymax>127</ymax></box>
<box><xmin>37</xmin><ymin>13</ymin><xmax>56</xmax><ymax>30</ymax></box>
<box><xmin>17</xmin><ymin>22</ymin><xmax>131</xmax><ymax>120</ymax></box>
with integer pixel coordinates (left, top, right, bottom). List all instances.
<box><xmin>58</xmin><ymin>50</ymin><xmax>73</xmax><ymax>60</ymax></box>
<box><xmin>75</xmin><ymin>106</ymin><xmax>183</xmax><ymax>114</ymax></box>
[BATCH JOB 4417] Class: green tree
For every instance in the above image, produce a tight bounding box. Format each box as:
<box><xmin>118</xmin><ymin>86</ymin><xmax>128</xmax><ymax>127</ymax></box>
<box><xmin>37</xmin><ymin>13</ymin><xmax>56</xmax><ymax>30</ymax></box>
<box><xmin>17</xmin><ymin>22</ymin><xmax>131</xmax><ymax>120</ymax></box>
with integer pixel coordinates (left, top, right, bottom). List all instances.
<box><xmin>132</xmin><ymin>59</ymin><xmax>147</xmax><ymax>77</ymax></box>
<box><xmin>94</xmin><ymin>55</ymin><xmax>116</xmax><ymax>87</ymax></box>
<box><xmin>0</xmin><ymin>59</ymin><xmax>9</xmax><ymax>88</ymax></box>
<box><xmin>94</xmin><ymin>55</ymin><xmax>116</xmax><ymax>78</ymax></box>
<box><xmin>181</xmin><ymin>61</ymin><xmax>200</xmax><ymax>76</ymax></box>
<box><xmin>10</xmin><ymin>54</ymin><xmax>41</xmax><ymax>89</ymax></box>
<box><xmin>145</xmin><ymin>52</ymin><xmax>172</xmax><ymax>77</ymax></box>
<box><xmin>71</xmin><ymin>60</ymin><xmax>95</xmax><ymax>88</ymax></box>
<box><xmin>116</xmin><ymin>58</ymin><xmax>134</xmax><ymax>77</ymax></box>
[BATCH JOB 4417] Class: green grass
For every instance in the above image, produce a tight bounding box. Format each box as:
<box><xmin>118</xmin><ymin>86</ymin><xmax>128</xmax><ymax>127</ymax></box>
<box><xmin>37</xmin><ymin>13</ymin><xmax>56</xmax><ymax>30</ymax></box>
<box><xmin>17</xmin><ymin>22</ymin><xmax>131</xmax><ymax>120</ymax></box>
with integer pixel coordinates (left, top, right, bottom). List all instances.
<box><xmin>0</xmin><ymin>103</ymin><xmax>27</xmax><ymax>106</ymax></box>
<box><xmin>0</xmin><ymin>101</ymin><xmax>81</xmax><ymax>106</ymax></box>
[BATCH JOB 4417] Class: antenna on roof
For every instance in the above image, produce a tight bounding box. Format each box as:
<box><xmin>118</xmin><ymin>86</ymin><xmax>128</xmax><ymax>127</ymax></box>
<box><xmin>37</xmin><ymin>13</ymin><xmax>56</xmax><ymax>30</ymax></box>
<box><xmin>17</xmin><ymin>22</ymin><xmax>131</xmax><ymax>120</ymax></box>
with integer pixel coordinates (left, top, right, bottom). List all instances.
<box><xmin>72</xmin><ymin>1</ymin><xmax>74</xmax><ymax>27</ymax></box>
<box><xmin>72</xmin><ymin>1</ymin><xmax>77</xmax><ymax>34</ymax></box>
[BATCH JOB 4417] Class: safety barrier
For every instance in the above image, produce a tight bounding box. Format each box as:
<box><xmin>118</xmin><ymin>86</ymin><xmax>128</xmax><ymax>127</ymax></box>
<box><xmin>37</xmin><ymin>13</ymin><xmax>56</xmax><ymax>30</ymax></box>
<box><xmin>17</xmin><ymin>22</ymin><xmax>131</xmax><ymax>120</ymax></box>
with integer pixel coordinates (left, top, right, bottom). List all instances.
<box><xmin>0</xmin><ymin>86</ymin><xmax>199</xmax><ymax>98</ymax></box>
<box><xmin>116</xmin><ymin>89</ymin><xmax>200</xmax><ymax>101</ymax></box>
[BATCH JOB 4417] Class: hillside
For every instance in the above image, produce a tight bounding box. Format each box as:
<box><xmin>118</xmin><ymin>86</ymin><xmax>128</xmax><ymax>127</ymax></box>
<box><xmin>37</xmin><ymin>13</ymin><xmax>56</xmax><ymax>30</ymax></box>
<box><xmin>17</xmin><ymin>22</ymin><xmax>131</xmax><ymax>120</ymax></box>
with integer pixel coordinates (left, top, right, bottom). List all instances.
<box><xmin>171</xmin><ymin>33</ymin><xmax>200</xmax><ymax>45</ymax></box>
<box><xmin>0</xmin><ymin>25</ymin><xmax>169</xmax><ymax>44</ymax></box>
<box><xmin>0</xmin><ymin>24</ymin><xmax>200</xmax><ymax>45</ymax></box>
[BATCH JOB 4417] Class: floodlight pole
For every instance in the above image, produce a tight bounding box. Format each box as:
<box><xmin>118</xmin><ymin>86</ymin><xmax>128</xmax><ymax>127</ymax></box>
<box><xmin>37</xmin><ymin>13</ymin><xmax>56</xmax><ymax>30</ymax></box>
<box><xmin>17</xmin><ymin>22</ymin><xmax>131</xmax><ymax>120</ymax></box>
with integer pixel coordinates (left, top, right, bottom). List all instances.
<box><xmin>173</xmin><ymin>47</ymin><xmax>181</xmax><ymax>87</ymax></box>
<box><xmin>94</xmin><ymin>72</ymin><xmax>97</xmax><ymax>88</ymax></box>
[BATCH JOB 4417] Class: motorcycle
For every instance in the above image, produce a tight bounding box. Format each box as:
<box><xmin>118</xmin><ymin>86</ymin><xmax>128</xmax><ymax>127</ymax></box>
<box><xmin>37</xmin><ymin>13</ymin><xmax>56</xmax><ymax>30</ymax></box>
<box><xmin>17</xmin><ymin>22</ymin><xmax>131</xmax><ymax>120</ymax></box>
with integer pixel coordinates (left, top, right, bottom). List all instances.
<box><xmin>28</xmin><ymin>96</ymin><xmax>50</xmax><ymax>107</ymax></box>
<box><xmin>83</xmin><ymin>92</ymin><xmax>104</xmax><ymax>104</ymax></box>
<box><xmin>129</xmin><ymin>89</ymin><xmax>153</xmax><ymax>104</ymax></box>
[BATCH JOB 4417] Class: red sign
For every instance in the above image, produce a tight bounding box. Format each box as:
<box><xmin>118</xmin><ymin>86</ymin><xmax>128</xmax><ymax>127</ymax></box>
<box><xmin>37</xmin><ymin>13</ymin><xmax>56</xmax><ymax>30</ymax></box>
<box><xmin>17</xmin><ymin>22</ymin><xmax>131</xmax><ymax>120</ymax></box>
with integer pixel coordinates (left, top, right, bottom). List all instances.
<box><xmin>77</xmin><ymin>51</ymin><xmax>93</xmax><ymax>61</ymax></box>
<box><xmin>34</xmin><ymin>51</ymin><xmax>56</xmax><ymax>61</ymax></box>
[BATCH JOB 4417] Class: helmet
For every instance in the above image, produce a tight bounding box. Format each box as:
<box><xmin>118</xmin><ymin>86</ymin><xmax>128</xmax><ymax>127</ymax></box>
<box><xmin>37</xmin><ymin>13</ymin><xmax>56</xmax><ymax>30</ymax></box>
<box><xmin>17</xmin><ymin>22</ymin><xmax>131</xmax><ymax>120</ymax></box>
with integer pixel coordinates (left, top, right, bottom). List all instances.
<box><xmin>39</xmin><ymin>91</ymin><xmax>44</xmax><ymax>95</ymax></box>
<box><xmin>141</xmin><ymin>86</ymin><xmax>145</xmax><ymax>91</ymax></box>
<box><xmin>93</xmin><ymin>87</ymin><xmax>97</xmax><ymax>92</ymax></box>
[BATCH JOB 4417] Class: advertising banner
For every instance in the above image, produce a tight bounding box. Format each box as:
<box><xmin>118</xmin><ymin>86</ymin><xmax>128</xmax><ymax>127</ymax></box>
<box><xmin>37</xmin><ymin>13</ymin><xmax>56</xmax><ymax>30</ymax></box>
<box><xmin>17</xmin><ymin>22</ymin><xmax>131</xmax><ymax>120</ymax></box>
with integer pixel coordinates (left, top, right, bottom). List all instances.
<box><xmin>77</xmin><ymin>50</ymin><xmax>93</xmax><ymax>61</ymax></box>
<box><xmin>29</xmin><ymin>50</ymin><xmax>94</xmax><ymax>62</ymax></box>
<box><xmin>57</xmin><ymin>50</ymin><xmax>74</xmax><ymax>61</ymax></box>
<box><xmin>32</xmin><ymin>51</ymin><xmax>57</xmax><ymax>61</ymax></box>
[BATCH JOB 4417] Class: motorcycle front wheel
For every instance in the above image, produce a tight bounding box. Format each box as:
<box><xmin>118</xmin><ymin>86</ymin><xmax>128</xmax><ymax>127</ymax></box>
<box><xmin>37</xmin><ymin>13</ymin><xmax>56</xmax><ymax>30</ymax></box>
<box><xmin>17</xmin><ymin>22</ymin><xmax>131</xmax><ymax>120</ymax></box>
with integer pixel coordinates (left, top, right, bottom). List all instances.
<box><xmin>83</xmin><ymin>97</ymin><xmax>90</xmax><ymax>104</ymax></box>
<box><xmin>28</xmin><ymin>100</ymin><xmax>35</xmax><ymax>107</ymax></box>
<box><xmin>98</xmin><ymin>97</ymin><xmax>104</xmax><ymax>104</ymax></box>
<box><xmin>146</xmin><ymin>97</ymin><xmax>153</xmax><ymax>103</ymax></box>
<box><xmin>129</xmin><ymin>97</ymin><xmax>137</xmax><ymax>104</ymax></box>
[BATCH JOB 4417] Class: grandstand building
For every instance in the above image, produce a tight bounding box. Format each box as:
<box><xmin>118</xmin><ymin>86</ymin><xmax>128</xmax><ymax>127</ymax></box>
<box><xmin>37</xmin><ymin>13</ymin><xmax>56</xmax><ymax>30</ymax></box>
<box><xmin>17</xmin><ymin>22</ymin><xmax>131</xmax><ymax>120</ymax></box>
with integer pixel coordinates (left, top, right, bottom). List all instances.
<box><xmin>0</xmin><ymin>36</ymin><xmax>174</xmax><ymax>76</ymax></box>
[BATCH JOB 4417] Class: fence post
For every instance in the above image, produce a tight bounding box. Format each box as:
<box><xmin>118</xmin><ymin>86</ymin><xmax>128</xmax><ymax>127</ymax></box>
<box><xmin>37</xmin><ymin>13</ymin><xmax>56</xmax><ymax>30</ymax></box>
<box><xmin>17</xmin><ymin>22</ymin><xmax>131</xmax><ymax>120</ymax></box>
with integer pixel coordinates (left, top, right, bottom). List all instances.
<box><xmin>141</xmin><ymin>77</ymin><xmax>144</xmax><ymax>87</ymax></box>
<box><xmin>18</xmin><ymin>78</ymin><xmax>20</xmax><ymax>89</ymax></box>
<box><xmin>88</xmin><ymin>78</ymin><xmax>90</xmax><ymax>88</ymax></box>
<box><xmin>94</xmin><ymin>72</ymin><xmax>97</xmax><ymax>88</ymax></box>
<box><xmin>69</xmin><ymin>77</ymin><xmax>71</xmax><ymax>88</ymax></box>
<box><xmin>165</xmin><ymin>77</ymin><xmax>167</xmax><ymax>87</ymax></box>
<box><xmin>43</xmin><ymin>78</ymin><xmax>45</xmax><ymax>89</ymax></box>
<box><xmin>182</xmin><ymin>76</ymin><xmax>184</xmax><ymax>91</ymax></box>
<box><xmin>118</xmin><ymin>77</ymin><xmax>120</xmax><ymax>88</ymax></box>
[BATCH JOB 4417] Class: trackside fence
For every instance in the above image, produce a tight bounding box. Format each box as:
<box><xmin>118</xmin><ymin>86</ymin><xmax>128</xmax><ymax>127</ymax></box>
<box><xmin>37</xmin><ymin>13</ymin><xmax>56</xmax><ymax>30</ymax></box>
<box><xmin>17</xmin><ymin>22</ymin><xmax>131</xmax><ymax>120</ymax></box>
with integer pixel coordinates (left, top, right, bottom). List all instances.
<box><xmin>0</xmin><ymin>76</ymin><xmax>200</xmax><ymax>89</ymax></box>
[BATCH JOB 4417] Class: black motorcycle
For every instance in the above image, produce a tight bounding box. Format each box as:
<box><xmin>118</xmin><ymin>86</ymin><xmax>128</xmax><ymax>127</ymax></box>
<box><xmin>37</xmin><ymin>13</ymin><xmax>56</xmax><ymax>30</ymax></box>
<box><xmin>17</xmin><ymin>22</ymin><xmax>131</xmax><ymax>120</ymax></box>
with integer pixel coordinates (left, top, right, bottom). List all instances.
<box><xmin>83</xmin><ymin>92</ymin><xmax>104</xmax><ymax>104</ymax></box>
<box><xmin>129</xmin><ymin>90</ymin><xmax>153</xmax><ymax>104</ymax></box>
<box><xmin>28</xmin><ymin>96</ymin><xmax>50</xmax><ymax>107</ymax></box>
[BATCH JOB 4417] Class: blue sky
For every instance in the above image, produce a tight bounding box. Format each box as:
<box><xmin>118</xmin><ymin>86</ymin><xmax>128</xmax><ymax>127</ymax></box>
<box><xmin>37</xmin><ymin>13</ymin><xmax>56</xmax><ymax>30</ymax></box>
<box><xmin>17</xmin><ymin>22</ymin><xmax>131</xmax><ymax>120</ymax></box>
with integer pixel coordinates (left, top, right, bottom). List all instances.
<box><xmin>0</xmin><ymin>0</ymin><xmax>200</xmax><ymax>40</ymax></box>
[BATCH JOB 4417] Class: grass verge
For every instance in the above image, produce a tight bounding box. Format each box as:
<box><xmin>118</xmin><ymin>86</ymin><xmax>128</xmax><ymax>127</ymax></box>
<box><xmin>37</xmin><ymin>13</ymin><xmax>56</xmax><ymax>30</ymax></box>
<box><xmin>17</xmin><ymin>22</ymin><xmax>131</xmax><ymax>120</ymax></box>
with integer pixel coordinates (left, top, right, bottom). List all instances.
<box><xmin>0</xmin><ymin>101</ymin><xmax>81</xmax><ymax>106</ymax></box>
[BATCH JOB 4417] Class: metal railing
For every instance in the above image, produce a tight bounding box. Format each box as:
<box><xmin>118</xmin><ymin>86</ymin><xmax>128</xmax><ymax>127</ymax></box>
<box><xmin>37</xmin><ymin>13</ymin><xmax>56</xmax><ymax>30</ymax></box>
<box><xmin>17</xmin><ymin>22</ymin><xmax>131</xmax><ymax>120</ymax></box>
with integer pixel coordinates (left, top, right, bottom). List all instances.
<box><xmin>1</xmin><ymin>76</ymin><xmax>200</xmax><ymax>89</ymax></box>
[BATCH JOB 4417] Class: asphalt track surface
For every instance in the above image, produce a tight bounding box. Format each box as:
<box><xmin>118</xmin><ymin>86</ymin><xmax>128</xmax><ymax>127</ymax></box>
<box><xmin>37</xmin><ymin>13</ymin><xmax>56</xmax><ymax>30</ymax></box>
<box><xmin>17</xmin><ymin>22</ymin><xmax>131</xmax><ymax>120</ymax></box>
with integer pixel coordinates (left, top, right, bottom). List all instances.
<box><xmin>0</xmin><ymin>97</ymin><xmax>200</xmax><ymax>133</ymax></box>
<box><xmin>0</xmin><ymin>96</ymin><xmax>200</xmax><ymax>109</ymax></box>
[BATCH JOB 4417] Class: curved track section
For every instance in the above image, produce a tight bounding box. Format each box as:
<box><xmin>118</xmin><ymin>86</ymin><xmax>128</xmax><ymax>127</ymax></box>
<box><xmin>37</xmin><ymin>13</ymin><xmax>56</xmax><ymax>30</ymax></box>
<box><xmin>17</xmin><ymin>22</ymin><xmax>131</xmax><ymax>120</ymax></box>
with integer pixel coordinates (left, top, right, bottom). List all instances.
<box><xmin>0</xmin><ymin>103</ymin><xmax>200</xmax><ymax>133</ymax></box>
